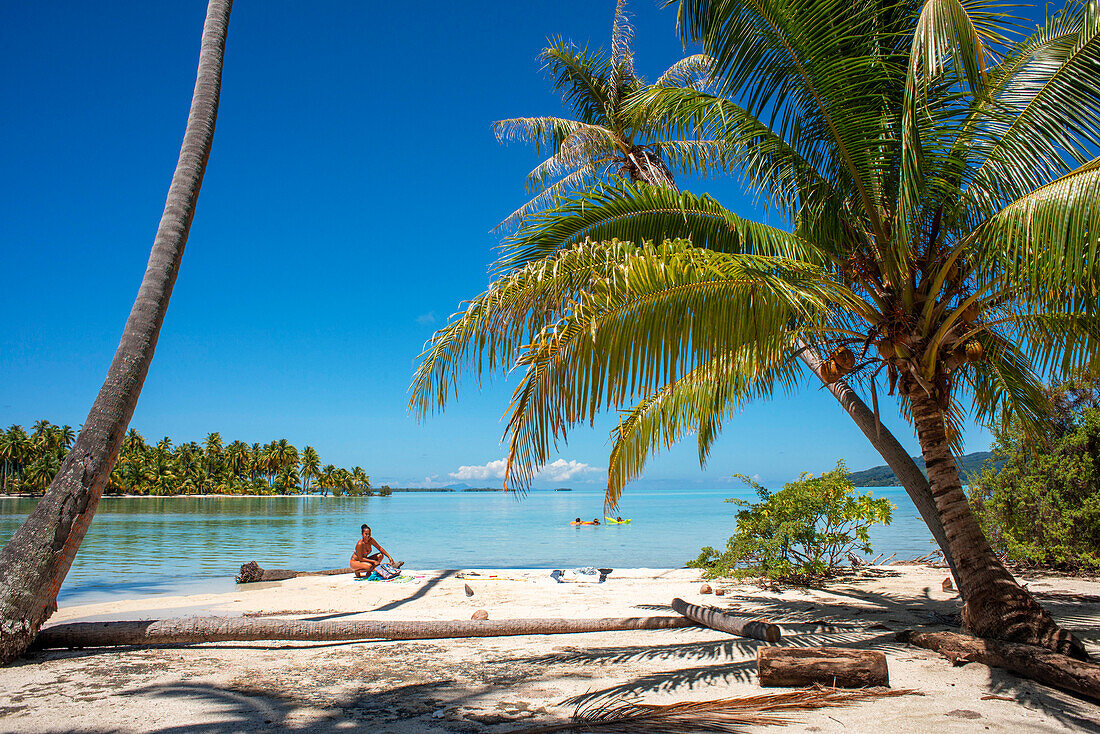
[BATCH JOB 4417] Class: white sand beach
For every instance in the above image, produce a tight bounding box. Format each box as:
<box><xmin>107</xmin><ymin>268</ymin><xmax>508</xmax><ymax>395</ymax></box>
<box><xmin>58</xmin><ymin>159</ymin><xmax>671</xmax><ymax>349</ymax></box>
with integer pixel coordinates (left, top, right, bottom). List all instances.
<box><xmin>1</xmin><ymin>565</ymin><xmax>1098</xmax><ymax>733</ymax></box>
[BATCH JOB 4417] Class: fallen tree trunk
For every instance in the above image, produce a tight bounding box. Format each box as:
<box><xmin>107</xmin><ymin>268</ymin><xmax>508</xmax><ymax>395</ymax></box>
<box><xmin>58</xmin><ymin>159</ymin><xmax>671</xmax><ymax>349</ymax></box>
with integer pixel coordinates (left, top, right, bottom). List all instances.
<box><xmin>236</xmin><ymin>561</ymin><xmax>351</xmax><ymax>583</ymax></box>
<box><xmin>33</xmin><ymin>615</ymin><xmax>696</xmax><ymax>649</ymax></box>
<box><xmin>671</xmin><ymin>598</ymin><xmax>781</xmax><ymax>642</ymax></box>
<box><xmin>897</xmin><ymin>629</ymin><xmax>1100</xmax><ymax>701</ymax></box>
<box><xmin>758</xmin><ymin>647</ymin><xmax>889</xmax><ymax>688</ymax></box>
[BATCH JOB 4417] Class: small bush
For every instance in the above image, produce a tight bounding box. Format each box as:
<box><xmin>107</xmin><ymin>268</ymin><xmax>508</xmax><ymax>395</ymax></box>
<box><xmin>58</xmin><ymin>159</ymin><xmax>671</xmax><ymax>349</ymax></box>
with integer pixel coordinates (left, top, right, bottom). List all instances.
<box><xmin>688</xmin><ymin>462</ymin><xmax>893</xmax><ymax>582</ymax></box>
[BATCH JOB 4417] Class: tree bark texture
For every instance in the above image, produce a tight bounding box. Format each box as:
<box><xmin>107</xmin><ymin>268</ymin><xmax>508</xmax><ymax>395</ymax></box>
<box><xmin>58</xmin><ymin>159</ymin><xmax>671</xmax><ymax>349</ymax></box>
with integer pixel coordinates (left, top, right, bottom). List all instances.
<box><xmin>0</xmin><ymin>0</ymin><xmax>232</xmax><ymax>664</ymax></box>
<box><xmin>757</xmin><ymin>647</ymin><xmax>889</xmax><ymax>688</ymax></box>
<box><xmin>33</xmin><ymin>615</ymin><xmax>696</xmax><ymax>649</ymax></box>
<box><xmin>909</xmin><ymin>393</ymin><xmax>1087</xmax><ymax>659</ymax></box>
<box><xmin>897</xmin><ymin>629</ymin><xmax>1100</xmax><ymax>701</ymax></box>
<box><xmin>797</xmin><ymin>345</ymin><xmax>960</xmax><ymax>588</ymax></box>
<box><xmin>671</xmin><ymin>597</ymin><xmax>781</xmax><ymax>642</ymax></box>
<box><xmin>235</xmin><ymin>562</ymin><xmax>351</xmax><ymax>584</ymax></box>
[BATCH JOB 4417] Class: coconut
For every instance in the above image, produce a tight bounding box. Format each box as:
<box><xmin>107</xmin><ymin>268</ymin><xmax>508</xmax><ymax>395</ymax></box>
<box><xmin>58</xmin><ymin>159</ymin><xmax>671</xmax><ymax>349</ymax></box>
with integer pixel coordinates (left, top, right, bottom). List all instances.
<box><xmin>877</xmin><ymin>340</ymin><xmax>895</xmax><ymax>359</ymax></box>
<box><xmin>820</xmin><ymin>359</ymin><xmax>843</xmax><ymax>384</ymax></box>
<box><xmin>961</xmin><ymin>302</ymin><xmax>981</xmax><ymax>323</ymax></box>
<box><xmin>964</xmin><ymin>340</ymin><xmax>984</xmax><ymax>362</ymax></box>
<box><xmin>831</xmin><ymin>346</ymin><xmax>856</xmax><ymax>372</ymax></box>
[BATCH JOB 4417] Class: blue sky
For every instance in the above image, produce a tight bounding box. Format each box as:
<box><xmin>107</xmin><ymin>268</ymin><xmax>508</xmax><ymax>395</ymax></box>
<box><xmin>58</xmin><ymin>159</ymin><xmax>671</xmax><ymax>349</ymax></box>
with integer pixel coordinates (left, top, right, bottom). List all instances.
<box><xmin>1</xmin><ymin>1</ymin><xmax>1007</xmax><ymax>489</ymax></box>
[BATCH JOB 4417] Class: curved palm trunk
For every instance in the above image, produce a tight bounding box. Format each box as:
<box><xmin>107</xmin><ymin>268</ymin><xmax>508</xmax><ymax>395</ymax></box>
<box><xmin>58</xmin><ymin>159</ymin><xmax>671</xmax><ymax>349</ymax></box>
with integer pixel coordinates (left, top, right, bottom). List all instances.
<box><xmin>797</xmin><ymin>346</ymin><xmax>960</xmax><ymax>587</ymax></box>
<box><xmin>910</xmin><ymin>393</ymin><xmax>1087</xmax><ymax>659</ymax></box>
<box><xmin>0</xmin><ymin>0</ymin><xmax>232</xmax><ymax>664</ymax></box>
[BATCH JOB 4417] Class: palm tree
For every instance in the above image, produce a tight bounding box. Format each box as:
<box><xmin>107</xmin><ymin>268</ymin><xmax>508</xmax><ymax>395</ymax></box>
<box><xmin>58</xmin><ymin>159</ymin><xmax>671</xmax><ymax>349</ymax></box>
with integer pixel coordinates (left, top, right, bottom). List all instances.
<box><xmin>412</xmin><ymin>0</ymin><xmax>1100</xmax><ymax>657</ymax></box>
<box><xmin>300</xmin><ymin>445</ymin><xmax>320</xmax><ymax>493</ymax></box>
<box><xmin>0</xmin><ymin>0</ymin><xmax>233</xmax><ymax>662</ymax></box>
<box><xmin>351</xmin><ymin>466</ymin><xmax>371</xmax><ymax>496</ymax></box>
<box><xmin>491</xmin><ymin>0</ymin><xmax>958</xmax><ymax>577</ymax></box>
<box><xmin>492</xmin><ymin>0</ymin><xmax>722</xmax><ymax>231</ymax></box>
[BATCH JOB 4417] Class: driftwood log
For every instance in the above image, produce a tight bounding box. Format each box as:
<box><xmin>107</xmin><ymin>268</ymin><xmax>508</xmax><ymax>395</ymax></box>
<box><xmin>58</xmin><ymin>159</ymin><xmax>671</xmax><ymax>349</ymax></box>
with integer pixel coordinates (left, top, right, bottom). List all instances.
<box><xmin>897</xmin><ymin>629</ymin><xmax>1100</xmax><ymax>701</ymax></box>
<box><xmin>671</xmin><ymin>598</ymin><xmax>781</xmax><ymax>642</ymax></box>
<box><xmin>33</xmin><ymin>615</ymin><xmax>696</xmax><ymax>649</ymax></box>
<box><xmin>757</xmin><ymin>647</ymin><xmax>889</xmax><ymax>688</ymax></box>
<box><xmin>236</xmin><ymin>561</ymin><xmax>351</xmax><ymax>583</ymax></box>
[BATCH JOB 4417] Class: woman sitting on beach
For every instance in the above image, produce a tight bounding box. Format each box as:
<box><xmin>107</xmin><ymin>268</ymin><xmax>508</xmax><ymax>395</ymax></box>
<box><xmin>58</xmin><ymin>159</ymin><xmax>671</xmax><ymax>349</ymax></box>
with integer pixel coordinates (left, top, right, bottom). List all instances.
<box><xmin>350</xmin><ymin>523</ymin><xmax>400</xmax><ymax>578</ymax></box>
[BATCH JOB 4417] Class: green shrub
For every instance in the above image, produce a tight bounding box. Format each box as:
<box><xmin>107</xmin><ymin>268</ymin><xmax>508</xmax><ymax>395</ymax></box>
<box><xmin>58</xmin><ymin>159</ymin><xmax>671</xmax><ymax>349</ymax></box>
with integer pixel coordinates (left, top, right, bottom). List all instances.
<box><xmin>688</xmin><ymin>462</ymin><xmax>893</xmax><ymax>582</ymax></box>
<box><xmin>968</xmin><ymin>375</ymin><xmax>1100</xmax><ymax>573</ymax></box>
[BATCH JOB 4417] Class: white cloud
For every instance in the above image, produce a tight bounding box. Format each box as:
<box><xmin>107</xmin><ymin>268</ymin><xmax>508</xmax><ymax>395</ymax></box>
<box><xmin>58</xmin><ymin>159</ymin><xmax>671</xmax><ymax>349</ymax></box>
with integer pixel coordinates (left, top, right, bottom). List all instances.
<box><xmin>449</xmin><ymin>459</ymin><xmax>509</xmax><ymax>481</ymax></box>
<box><xmin>415</xmin><ymin>311</ymin><xmax>437</xmax><ymax>325</ymax></box>
<box><xmin>537</xmin><ymin>458</ymin><xmax>601</xmax><ymax>481</ymax></box>
<box><xmin>449</xmin><ymin>458</ymin><xmax>601</xmax><ymax>483</ymax></box>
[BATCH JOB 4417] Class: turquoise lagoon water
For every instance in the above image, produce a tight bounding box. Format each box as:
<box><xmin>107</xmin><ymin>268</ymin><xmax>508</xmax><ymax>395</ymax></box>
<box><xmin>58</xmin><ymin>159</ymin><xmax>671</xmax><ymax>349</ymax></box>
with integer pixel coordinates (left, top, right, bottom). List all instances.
<box><xmin>0</xmin><ymin>487</ymin><xmax>938</xmax><ymax>606</ymax></box>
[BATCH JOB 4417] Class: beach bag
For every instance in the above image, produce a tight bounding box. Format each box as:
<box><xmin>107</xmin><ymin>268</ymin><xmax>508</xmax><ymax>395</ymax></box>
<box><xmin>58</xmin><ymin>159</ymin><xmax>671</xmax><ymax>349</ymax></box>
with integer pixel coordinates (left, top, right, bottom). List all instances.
<box><xmin>374</xmin><ymin>562</ymin><xmax>400</xmax><ymax>580</ymax></box>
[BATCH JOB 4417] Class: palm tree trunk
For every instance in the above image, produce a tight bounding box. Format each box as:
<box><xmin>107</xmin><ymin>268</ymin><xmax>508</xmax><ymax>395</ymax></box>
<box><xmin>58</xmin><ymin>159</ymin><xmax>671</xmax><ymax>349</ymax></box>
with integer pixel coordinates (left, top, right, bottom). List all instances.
<box><xmin>34</xmin><ymin>614</ymin><xmax>694</xmax><ymax>649</ymax></box>
<box><xmin>797</xmin><ymin>345</ymin><xmax>960</xmax><ymax>587</ymax></box>
<box><xmin>909</xmin><ymin>392</ymin><xmax>1087</xmax><ymax>659</ymax></box>
<box><xmin>0</xmin><ymin>0</ymin><xmax>232</xmax><ymax>664</ymax></box>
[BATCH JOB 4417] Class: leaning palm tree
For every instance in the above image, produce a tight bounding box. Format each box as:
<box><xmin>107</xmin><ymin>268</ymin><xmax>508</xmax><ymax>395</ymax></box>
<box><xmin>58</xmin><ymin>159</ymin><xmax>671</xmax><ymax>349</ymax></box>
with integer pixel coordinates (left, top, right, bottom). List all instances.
<box><xmin>413</xmin><ymin>0</ymin><xmax>1100</xmax><ymax>657</ymax></box>
<box><xmin>493</xmin><ymin>0</ymin><xmax>722</xmax><ymax>231</ymax></box>
<box><xmin>0</xmin><ymin>0</ymin><xmax>233</xmax><ymax>662</ymax></box>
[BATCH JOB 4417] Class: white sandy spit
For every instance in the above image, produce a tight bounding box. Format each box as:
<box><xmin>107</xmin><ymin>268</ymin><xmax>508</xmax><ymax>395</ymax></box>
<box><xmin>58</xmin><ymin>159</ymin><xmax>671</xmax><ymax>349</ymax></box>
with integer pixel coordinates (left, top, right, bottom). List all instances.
<box><xmin>0</xmin><ymin>565</ymin><xmax>1097</xmax><ymax>733</ymax></box>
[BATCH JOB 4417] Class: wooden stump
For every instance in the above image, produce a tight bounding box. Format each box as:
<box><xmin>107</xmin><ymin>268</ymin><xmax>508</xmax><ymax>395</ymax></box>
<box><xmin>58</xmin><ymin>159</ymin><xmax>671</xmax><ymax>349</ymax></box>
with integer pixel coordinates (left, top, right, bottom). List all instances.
<box><xmin>757</xmin><ymin>647</ymin><xmax>889</xmax><ymax>688</ymax></box>
<box><xmin>236</xmin><ymin>562</ymin><xmax>351</xmax><ymax>584</ymax></box>
<box><xmin>671</xmin><ymin>598</ymin><xmax>781</xmax><ymax>642</ymax></box>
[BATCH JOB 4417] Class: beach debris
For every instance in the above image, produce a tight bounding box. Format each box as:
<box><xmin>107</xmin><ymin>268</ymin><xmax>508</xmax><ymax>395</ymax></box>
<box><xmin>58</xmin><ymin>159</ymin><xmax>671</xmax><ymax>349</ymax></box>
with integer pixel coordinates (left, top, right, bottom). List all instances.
<box><xmin>471</xmin><ymin>610</ymin><xmax>489</xmax><ymax>620</ymax></box>
<box><xmin>714</xmin><ymin>587</ymin><xmax>726</xmax><ymax>596</ymax></box>
<box><xmin>236</xmin><ymin>561</ymin><xmax>351</xmax><ymax>584</ymax></box>
<box><xmin>699</xmin><ymin>583</ymin><xmax>713</xmax><ymax>594</ymax></box>
<box><xmin>672</xmin><ymin>597</ymin><xmax>781</xmax><ymax>642</ymax></box>
<box><xmin>980</xmin><ymin>694</ymin><xmax>1015</xmax><ymax>702</ymax></box>
<box><xmin>465</xmin><ymin>583</ymin><xmax>475</xmax><ymax>597</ymax></box>
<box><xmin>757</xmin><ymin>647</ymin><xmax>889</xmax><ymax>688</ymax></box>
<box><xmin>33</xmin><ymin>615</ymin><xmax>697</xmax><ymax>649</ymax></box>
<box><xmin>942</xmin><ymin>577</ymin><xmax>954</xmax><ymax>592</ymax></box>
<box><xmin>513</xmin><ymin>684</ymin><xmax>915</xmax><ymax>733</ymax></box>
<box><xmin>896</xmin><ymin>629</ymin><xmax>1100</xmax><ymax>701</ymax></box>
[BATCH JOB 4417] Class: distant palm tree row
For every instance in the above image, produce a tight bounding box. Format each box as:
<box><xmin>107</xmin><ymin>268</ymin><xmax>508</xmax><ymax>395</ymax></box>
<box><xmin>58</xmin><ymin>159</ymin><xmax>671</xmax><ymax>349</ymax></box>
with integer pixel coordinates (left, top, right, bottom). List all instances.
<box><xmin>0</xmin><ymin>421</ymin><xmax>378</xmax><ymax>497</ymax></box>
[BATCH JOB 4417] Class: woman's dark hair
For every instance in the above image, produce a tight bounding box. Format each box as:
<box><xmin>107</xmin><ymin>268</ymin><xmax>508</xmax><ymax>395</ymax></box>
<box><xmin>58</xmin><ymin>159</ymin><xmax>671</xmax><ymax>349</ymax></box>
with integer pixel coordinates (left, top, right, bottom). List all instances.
<box><xmin>361</xmin><ymin>524</ymin><xmax>371</xmax><ymax>532</ymax></box>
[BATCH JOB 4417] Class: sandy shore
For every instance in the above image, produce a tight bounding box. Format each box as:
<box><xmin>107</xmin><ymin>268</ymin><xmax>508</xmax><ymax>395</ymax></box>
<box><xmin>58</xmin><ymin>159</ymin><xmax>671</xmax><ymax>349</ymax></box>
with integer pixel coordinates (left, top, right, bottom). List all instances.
<box><xmin>1</xmin><ymin>565</ymin><xmax>1098</xmax><ymax>733</ymax></box>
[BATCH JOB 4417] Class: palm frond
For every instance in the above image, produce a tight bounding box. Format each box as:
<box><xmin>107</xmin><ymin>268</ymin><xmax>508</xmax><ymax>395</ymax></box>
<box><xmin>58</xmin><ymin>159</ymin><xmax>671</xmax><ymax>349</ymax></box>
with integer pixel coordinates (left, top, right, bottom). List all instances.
<box><xmin>605</xmin><ymin>342</ymin><xmax>803</xmax><ymax>508</ymax></box>
<box><xmin>495</xmin><ymin>163</ymin><xmax>608</xmax><ymax>233</ymax></box>
<box><xmin>978</xmin><ymin>156</ymin><xmax>1100</xmax><ymax>305</ymax></box>
<box><xmin>518</xmin><ymin>685</ymin><xmax>916</xmax><ymax>734</ymax></box>
<box><xmin>964</xmin><ymin>2</ymin><xmax>1100</xmax><ymax>214</ymax></box>
<box><xmin>655</xmin><ymin>53</ymin><xmax>715</xmax><ymax>89</ymax></box>
<box><xmin>541</xmin><ymin>40</ymin><xmax>615</xmax><ymax>127</ymax></box>
<box><xmin>610</xmin><ymin>0</ymin><xmax>636</xmax><ymax>96</ymax></box>
<box><xmin>497</xmin><ymin>180</ymin><xmax>825</xmax><ymax>272</ymax></box>
<box><xmin>494</xmin><ymin>242</ymin><xmax>863</xmax><ymax>487</ymax></box>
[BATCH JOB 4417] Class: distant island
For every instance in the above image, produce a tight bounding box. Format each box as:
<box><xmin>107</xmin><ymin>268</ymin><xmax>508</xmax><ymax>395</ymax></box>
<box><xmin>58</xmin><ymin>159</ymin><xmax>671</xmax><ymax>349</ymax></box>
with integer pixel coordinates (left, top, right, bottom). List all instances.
<box><xmin>849</xmin><ymin>451</ymin><xmax>1002</xmax><ymax>486</ymax></box>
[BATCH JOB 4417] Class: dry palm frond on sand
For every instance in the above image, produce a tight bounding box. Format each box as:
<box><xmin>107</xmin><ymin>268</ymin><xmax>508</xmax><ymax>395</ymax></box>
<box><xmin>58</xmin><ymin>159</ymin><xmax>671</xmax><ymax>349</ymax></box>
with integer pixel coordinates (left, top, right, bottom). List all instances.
<box><xmin>515</xmin><ymin>685</ymin><xmax>916</xmax><ymax>733</ymax></box>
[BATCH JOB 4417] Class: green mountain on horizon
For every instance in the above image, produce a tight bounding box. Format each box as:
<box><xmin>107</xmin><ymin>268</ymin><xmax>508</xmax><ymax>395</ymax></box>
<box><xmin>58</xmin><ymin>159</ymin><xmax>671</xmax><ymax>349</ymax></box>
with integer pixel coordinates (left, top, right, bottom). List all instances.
<box><xmin>849</xmin><ymin>451</ymin><xmax>1002</xmax><ymax>487</ymax></box>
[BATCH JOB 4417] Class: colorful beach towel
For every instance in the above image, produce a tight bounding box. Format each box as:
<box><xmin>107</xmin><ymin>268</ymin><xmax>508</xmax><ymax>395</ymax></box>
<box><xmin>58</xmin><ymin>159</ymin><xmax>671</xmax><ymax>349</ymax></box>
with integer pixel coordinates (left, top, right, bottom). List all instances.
<box><xmin>360</xmin><ymin>572</ymin><xmax>417</xmax><ymax>583</ymax></box>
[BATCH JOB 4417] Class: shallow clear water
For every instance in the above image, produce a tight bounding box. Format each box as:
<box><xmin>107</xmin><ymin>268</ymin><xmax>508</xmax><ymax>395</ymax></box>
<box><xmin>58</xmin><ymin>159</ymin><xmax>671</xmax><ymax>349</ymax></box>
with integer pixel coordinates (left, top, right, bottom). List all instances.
<box><xmin>0</xmin><ymin>487</ymin><xmax>938</xmax><ymax>606</ymax></box>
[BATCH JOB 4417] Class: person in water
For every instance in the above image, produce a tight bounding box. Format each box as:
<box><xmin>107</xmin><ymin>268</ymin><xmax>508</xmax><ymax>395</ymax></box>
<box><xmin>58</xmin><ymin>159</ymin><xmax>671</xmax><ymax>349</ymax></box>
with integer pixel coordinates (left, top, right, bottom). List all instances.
<box><xmin>351</xmin><ymin>523</ymin><xmax>400</xmax><ymax>578</ymax></box>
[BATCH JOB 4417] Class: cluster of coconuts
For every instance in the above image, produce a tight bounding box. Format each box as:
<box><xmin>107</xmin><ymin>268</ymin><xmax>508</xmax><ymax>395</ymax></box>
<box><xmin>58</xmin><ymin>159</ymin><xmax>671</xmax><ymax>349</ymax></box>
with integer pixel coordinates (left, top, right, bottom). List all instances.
<box><xmin>876</xmin><ymin>331</ymin><xmax>984</xmax><ymax>375</ymax></box>
<box><xmin>820</xmin><ymin>346</ymin><xmax>856</xmax><ymax>384</ymax></box>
